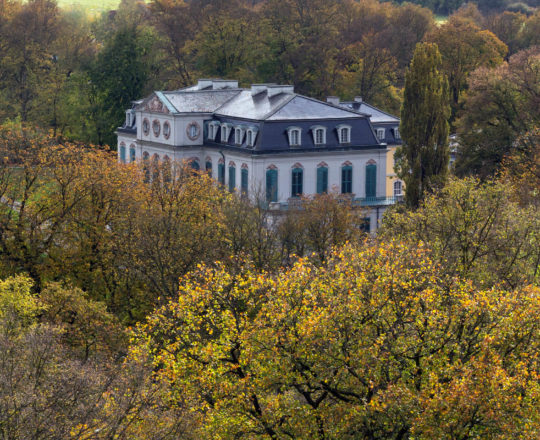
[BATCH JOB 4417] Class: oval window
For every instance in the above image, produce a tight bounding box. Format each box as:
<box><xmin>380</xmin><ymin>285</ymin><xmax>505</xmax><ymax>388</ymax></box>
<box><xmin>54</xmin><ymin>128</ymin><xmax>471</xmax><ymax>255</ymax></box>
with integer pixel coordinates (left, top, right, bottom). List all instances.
<box><xmin>163</xmin><ymin>121</ymin><xmax>171</xmax><ymax>139</ymax></box>
<box><xmin>152</xmin><ymin>120</ymin><xmax>161</xmax><ymax>137</ymax></box>
<box><xmin>142</xmin><ymin>118</ymin><xmax>150</xmax><ymax>136</ymax></box>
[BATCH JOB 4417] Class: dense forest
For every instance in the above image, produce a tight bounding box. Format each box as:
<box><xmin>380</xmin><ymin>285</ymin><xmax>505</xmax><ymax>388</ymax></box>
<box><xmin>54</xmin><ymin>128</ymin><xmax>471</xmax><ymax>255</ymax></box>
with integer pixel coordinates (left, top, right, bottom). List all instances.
<box><xmin>0</xmin><ymin>1</ymin><xmax>539</xmax><ymax>439</ymax></box>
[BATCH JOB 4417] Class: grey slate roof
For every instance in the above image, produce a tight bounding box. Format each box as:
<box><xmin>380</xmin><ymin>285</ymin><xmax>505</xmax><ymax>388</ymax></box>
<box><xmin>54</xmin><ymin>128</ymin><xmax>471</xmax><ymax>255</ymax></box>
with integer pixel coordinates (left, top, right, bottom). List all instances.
<box><xmin>266</xmin><ymin>96</ymin><xmax>363</xmax><ymax>121</ymax></box>
<box><xmin>214</xmin><ymin>90</ymin><xmax>294</xmax><ymax>120</ymax></box>
<box><xmin>162</xmin><ymin>90</ymin><xmax>241</xmax><ymax>113</ymax></box>
<box><xmin>340</xmin><ymin>101</ymin><xmax>399</xmax><ymax>123</ymax></box>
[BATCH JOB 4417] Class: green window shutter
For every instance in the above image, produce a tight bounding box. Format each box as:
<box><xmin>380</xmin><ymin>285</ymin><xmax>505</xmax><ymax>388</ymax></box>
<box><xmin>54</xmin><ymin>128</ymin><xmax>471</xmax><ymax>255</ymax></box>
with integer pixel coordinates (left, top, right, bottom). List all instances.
<box><xmin>266</xmin><ymin>169</ymin><xmax>278</xmax><ymax>202</ymax></box>
<box><xmin>229</xmin><ymin>166</ymin><xmax>236</xmax><ymax>191</ymax></box>
<box><xmin>218</xmin><ymin>163</ymin><xmax>225</xmax><ymax>184</ymax></box>
<box><xmin>341</xmin><ymin>165</ymin><xmax>352</xmax><ymax>194</ymax></box>
<box><xmin>241</xmin><ymin>168</ymin><xmax>248</xmax><ymax>194</ymax></box>
<box><xmin>317</xmin><ymin>167</ymin><xmax>328</xmax><ymax>194</ymax></box>
<box><xmin>366</xmin><ymin>164</ymin><xmax>376</xmax><ymax>198</ymax></box>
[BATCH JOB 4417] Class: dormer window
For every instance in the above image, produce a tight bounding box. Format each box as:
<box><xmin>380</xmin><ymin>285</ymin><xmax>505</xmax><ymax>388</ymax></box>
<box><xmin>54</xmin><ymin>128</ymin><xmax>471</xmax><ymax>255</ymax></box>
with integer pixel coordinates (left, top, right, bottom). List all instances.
<box><xmin>394</xmin><ymin>128</ymin><xmax>401</xmax><ymax>140</ymax></box>
<box><xmin>207</xmin><ymin>121</ymin><xmax>220</xmax><ymax>141</ymax></box>
<box><xmin>337</xmin><ymin>124</ymin><xmax>351</xmax><ymax>144</ymax></box>
<box><xmin>376</xmin><ymin>128</ymin><xmax>385</xmax><ymax>141</ymax></box>
<box><xmin>287</xmin><ymin>127</ymin><xmax>302</xmax><ymax>147</ymax></box>
<box><xmin>311</xmin><ymin>125</ymin><xmax>326</xmax><ymax>146</ymax></box>
<box><xmin>246</xmin><ymin>127</ymin><xmax>258</xmax><ymax>147</ymax></box>
<box><xmin>234</xmin><ymin>126</ymin><xmax>245</xmax><ymax>145</ymax></box>
<box><xmin>125</xmin><ymin>110</ymin><xmax>135</xmax><ymax>127</ymax></box>
<box><xmin>221</xmin><ymin>123</ymin><xmax>232</xmax><ymax>142</ymax></box>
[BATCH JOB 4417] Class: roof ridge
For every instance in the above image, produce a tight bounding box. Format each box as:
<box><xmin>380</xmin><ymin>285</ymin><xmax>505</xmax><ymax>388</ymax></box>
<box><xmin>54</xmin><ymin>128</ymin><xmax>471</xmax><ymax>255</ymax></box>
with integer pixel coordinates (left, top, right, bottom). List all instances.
<box><xmin>260</xmin><ymin>93</ymin><xmax>298</xmax><ymax>120</ymax></box>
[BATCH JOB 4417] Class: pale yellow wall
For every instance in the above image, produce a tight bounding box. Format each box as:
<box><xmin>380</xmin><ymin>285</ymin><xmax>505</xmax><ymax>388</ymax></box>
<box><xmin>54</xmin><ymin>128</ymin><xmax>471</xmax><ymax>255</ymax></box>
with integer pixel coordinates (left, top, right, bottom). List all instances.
<box><xmin>386</xmin><ymin>145</ymin><xmax>399</xmax><ymax>197</ymax></box>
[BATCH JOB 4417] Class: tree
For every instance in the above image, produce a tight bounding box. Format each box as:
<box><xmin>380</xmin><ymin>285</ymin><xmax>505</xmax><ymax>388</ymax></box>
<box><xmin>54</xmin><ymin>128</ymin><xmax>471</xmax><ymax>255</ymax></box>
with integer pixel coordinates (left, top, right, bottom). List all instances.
<box><xmin>380</xmin><ymin>177</ymin><xmax>540</xmax><ymax>289</ymax></box>
<box><xmin>396</xmin><ymin>42</ymin><xmax>451</xmax><ymax>208</ymax></box>
<box><xmin>137</xmin><ymin>241</ymin><xmax>540</xmax><ymax>439</ymax></box>
<box><xmin>455</xmin><ymin>46</ymin><xmax>540</xmax><ymax>177</ymax></box>
<box><xmin>426</xmin><ymin>16</ymin><xmax>507</xmax><ymax>122</ymax></box>
<box><xmin>88</xmin><ymin>25</ymin><xmax>149</xmax><ymax>146</ymax></box>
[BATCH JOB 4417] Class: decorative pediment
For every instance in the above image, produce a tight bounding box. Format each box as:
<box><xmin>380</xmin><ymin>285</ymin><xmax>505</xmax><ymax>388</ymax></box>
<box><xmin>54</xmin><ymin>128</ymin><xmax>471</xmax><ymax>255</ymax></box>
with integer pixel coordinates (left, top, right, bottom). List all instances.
<box><xmin>144</xmin><ymin>96</ymin><xmax>170</xmax><ymax>114</ymax></box>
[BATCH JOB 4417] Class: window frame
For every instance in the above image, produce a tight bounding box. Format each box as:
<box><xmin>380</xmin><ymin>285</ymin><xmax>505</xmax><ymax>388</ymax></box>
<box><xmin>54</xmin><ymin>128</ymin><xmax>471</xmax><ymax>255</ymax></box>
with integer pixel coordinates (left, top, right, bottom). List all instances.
<box><xmin>228</xmin><ymin>163</ymin><xmax>236</xmax><ymax>191</ymax></box>
<box><xmin>341</xmin><ymin>164</ymin><xmax>353</xmax><ymax>194</ymax></box>
<box><xmin>291</xmin><ymin>167</ymin><xmax>303</xmax><ymax>197</ymax></box>
<box><xmin>393</xmin><ymin>180</ymin><xmax>403</xmax><ymax>197</ymax></box>
<box><xmin>152</xmin><ymin>119</ymin><xmax>161</xmax><ymax>137</ymax></box>
<box><xmin>241</xmin><ymin>167</ymin><xmax>248</xmax><ymax>194</ymax></box>
<box><xmin>221</xmin><ymin>123</ymin><xmax>232</xmax><ymax>143</ymax></box>
<box><xmin>317</xmin><ymin>165</ymin><xmax>328</xmax><ymax>194</ymax></box>
<box><xmin>163</xmin><ymin>121</ymin><xmax>171</xmax><ymax>139</ymax></box>
<box><xmin>266</xmin><ymin>168</ymin><xmax>278</xmax><ymax>203</ymax></box>
<box><xmin>311</xmin><ymin>125</ymin><xmax>327</xmax><ymax>146</ymax></box>
<box><xmin>234</xmin><ymin>126</ymin><xmax>245</xmax><ymax>145</ymax></box>
<box><xmin>287</xmin><ymin>127</ymin><xmax>302</xmax><ymax>147</ymax></box>
<box><xmin>142</xmin><ymin>118</ymin><xmax>150</xmax><ymax>136</ymax></box>
<box><xmin>376</xmin><ymin>128</ymin><xmax>385</xmax><ymax>141</ymax></box>
<box><xmin>336</xmin><ymin>124</ymin><xmax>351</xmax><ymax>144</ymax></box>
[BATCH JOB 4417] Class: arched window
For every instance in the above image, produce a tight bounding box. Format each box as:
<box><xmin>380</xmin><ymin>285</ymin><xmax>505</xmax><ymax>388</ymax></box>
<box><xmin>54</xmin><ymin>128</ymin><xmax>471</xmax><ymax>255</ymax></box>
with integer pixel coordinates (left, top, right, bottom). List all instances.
<box><xmin>317</xmin><ymin>164</ymin><xmax>328</xmax><ymax>194</ymax></box>
<box><xmin>337</xmin><ymin>125</ymin><xmax>351</xmax><ymax>144</ymax></box>
<box><xmin>266</xmin><ymin>168</ymin><xmax>278</xmax><ymax>203</ymax></box>
<box><xmin>287</xmin><ymin>127</ymin><xmax>302</xmax><ymax>147</ymax></box>
<box><xmin>234</xmin><ymin>127</ymin><xmax>244</xmax><ymax>145</ymax></box>
<box><xmin>291</xmin><ymin>166</ymin><xmax>303</xmax><ymax>197</ymax></box>
<box><xmin>129</xmin><ymin>144</ymin><xmax>136</xmax><ymax>162</ymax></box>
<box><xmin>365</xmin><ymin>163</ymin><xmax>377</xmax><ymax>198</ymax></box>
<box><xmin>393</xmin><ymin>180</ymin><xmax>403</xmax><ymax>197</ymax></box>
<box><xmin>241</xmin><ymin>166</ymin><xmax>248</xmax><ymax>194</ymax></box>
<box><xmin>228</xmin><ymin>162</ymin><xmax>236</xmax><ymax>191</ymax></box>
<box><xmin>311</xmin><ymin>126</ymin><xmax>326</xmax><ymax>146</ymax></box>
<box><xmin>142</xmin><ymin>152</ymin><xmax>150</xmax><ymax>182</ymax></box>
<box><xmin>190</xmin><ymin>158</ymin><xmax>200</xmax><ymax>171</ymax></box>
<box><xmin>221</xmin><ymin>123</ymin><xmax>232</xmax><ymax>142</ymax></box>
<box><xmin>119</xmin><ymin>143</ymin><xmax>126</xmax><ymax>163</ymax></box>
<box><xmin>205</xmin><ymin>158</ymin><xmax>212</xmax><ymax>177</ymax></box>
<box><xmin>246</xmin><ymin>130</ymin><xmax>252</xmax><ymax>146</ymax></box>
<box><xmin>341</xmin><ymin>163</ymin><xmax>352</xmax><ymax>194</ymax></box>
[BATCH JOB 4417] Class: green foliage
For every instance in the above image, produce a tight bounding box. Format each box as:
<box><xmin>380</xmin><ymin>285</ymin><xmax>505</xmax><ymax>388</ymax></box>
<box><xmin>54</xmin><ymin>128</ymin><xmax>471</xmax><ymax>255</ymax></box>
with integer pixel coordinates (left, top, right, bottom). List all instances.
<box><xmin>0</xmin><ymin>275</ymin><xmax>41</xmax><ymax>330</ymax></box>
<box><xmin>380</xmin><ymin>177</ymin><xmax>540</xmax><ymax>288</ymax></box>
<box><xmin>138</xmin><ymin>240</ymin><xmax>540</xmax><ymax>439</ymax></box>
<box><xmin>396</xmin><ymin>42</ymin><xmax>451</xmax><ymax>208</ymax></box>
<box><xmin>456</xmin><ymin>46</ymin><xmax>540</xmax><ymax>177</ymax></box>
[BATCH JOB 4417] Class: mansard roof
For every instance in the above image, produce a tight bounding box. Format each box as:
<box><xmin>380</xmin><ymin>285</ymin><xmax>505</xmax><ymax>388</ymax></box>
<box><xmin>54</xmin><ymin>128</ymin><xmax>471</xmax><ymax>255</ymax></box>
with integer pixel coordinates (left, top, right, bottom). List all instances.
<box><xmin>339</xmin><ymin>101</ymin><xmax>399</xmax><ymax>124</ymax></box>
<box><xmin>135</xmin><ymin>80</ymin><xmax>369</xmax><ymax>122</ymax></box>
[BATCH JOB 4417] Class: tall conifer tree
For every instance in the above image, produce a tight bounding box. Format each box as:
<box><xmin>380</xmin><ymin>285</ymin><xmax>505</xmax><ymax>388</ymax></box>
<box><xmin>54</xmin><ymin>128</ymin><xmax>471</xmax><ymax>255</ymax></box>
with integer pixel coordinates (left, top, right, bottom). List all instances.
<box><xmin>396</xmin><ymin>42</ymin><xmax>450</xmax><ymax>209</ymax></box>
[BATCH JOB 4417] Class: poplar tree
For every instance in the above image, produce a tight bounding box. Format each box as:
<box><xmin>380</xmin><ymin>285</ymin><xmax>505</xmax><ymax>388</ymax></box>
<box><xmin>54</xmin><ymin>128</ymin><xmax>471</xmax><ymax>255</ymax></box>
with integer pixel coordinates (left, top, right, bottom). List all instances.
<box><xmin>396</xmin><ymin>42</ymin><xmax>450</xmax><ymax>209</ymax></box>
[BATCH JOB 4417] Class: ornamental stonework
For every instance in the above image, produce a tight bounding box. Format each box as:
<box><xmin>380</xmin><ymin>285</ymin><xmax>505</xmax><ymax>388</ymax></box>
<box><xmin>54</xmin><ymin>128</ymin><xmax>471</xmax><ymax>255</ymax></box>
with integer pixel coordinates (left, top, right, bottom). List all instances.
<box><xmin>145</xmin><ymin>96</ymin><xmax>169</xmax><ymax>114</ymax></box>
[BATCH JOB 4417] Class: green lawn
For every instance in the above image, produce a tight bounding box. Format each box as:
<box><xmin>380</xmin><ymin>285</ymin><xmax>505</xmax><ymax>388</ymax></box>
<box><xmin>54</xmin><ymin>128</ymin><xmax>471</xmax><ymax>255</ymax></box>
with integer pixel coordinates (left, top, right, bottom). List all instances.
<box><xmin>57</xmin><ymin>0</ymin><xmax>121</xmax><ymax>14</ymax></box>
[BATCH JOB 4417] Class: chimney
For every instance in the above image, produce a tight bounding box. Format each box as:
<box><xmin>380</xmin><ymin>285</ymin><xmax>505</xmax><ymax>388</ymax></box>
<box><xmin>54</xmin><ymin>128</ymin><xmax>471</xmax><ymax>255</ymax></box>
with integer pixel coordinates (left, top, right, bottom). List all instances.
<box><xmin>197</xmin><ymin>79</ymin><xmax>213</xmax><ymax>90</ymax></box>
<box><xmin>326</xmin><ymin>96</ymin><xmax>340</xmax><ymax>106</ymax></box>
<box><xmin>354</xmin><ymin>96</ymin><xmax>363</xmax><ymax>103</ymax></box>
<box><xmin>251</xmin><ymin>84</ymin><xmax>272</xmax><ymax>96</ymax></box>
<box><xmin>267</xmin><ymin>85</ymin><xmax>294</xmax><ymax>98</ymax></box>
<box><xmin>212</xmin><ymin>79</ymin><xmax>239</xmax><ymax>89</ymax></box>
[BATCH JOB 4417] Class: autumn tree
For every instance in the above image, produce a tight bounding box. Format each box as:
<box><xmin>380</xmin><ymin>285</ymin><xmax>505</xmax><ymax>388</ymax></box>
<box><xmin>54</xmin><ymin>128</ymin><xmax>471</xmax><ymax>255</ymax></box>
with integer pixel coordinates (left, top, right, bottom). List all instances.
<box><xmin>380</xmin><ymin>177</ymin><xmax>540</xmax><ymax>289</ymax></box>
<box><xmin>456</xmin><ymin>46</ymin><xmax>540</xmax><ymax>177</ymax></box>
<box><xmin>137</xmin><ymin>240</ymin><xmax>540</xmax><ymax>439</ymax></box>
<box><xmin>396</xmin><ymin>42</ymin><xmax>451</xmax><ymax>208</ymax></box>
<box><xmin>425</xmin><ymin>16</ymin><xmax>507</xmax><ymax>121</ymax></box>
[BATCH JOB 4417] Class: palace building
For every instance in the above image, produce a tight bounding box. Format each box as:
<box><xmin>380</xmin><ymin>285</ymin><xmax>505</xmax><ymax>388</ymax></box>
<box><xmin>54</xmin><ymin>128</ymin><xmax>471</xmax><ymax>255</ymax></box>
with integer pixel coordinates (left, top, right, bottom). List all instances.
<box><xmin>116</xmin><ymin>79</ymin><xmax>402</xmax><ymax>231</ymax></box>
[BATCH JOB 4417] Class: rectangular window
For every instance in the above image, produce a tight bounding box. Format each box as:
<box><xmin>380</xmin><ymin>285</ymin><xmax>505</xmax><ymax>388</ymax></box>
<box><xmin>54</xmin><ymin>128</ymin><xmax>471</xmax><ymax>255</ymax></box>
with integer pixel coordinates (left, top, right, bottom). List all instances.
<box><xmin>340</xmin><ymin>128</ymin><xmax>349</xmax><ymax>143</ymax></box>
<box><xmin>317</xmin><ymin>167</ymin><xmax>328</xmax><ymax>194</ymax></box>
<box><xmin>394</xmin><ymin>128</ymin><xmax>400</xmax><ymax>140</ymax></box>
<box><xmin>291</xmin><ymin>130</ymin><xmax>299</xmax><ymax>146</ymax></box>
<box><xmin>291</xmin><ymin>168</ymin><xmax>303</xmax><ymax>197</ymax></box>
<box><xmin>228</xmin><ymin>166</ymin><xmax>236</xmax><ymax>191</ymax></box>
<box><xmin>218</xmin><ymin>163</ymin><xmax>225</xmax><ymax>184</ymax></box>
<box><xmin>315</xmin><ymin>129</ymin><xmax>324</xmax><ymax>145</ymax></box>
<box><xmin>341</xmin><ymin>166</ymin><xmax>352</xmax><ymax>194</ymax></box>
<box><xmin>377</xmin><ymin>128</ymin><xmax>385</xmax><ymax>141</ymax></box>
<box><xmin>241</xmin><ymin>168</ymin><xmax>248</xmax><ymax>194</ymax></box>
